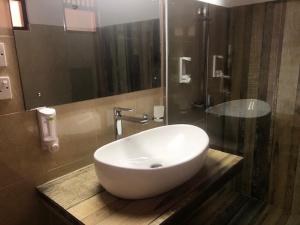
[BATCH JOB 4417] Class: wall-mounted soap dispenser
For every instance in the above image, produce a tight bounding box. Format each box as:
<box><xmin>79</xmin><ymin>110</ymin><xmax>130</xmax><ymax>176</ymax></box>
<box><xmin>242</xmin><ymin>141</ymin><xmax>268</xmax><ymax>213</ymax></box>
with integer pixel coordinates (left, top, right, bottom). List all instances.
<box><xmin>37</xmin><ymin>107</ymin><xmax>59</xmax><ymax>153</ymax></box>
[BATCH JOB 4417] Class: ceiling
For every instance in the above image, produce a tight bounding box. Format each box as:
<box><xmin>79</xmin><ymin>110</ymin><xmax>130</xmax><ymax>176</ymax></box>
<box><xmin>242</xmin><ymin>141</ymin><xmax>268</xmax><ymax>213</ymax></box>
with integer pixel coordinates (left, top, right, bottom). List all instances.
<box><xmin>197</xmin><ymin>0</ymin><xmax>277</xmax><ymax>7</ymax></box>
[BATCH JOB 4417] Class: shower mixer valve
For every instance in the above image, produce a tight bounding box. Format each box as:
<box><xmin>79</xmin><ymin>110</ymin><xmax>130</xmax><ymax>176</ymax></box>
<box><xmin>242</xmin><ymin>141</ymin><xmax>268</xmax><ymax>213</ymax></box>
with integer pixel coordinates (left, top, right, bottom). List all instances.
<box><xmin>179</xmin><ymin>57</ymin><xmax>192</xmax><ymax>84</ymax></box>
<box><xmin>212</xmin><ymin>55</ymin><xmax>231</xmax><ymax>95</ymax></box>
<box><xmin>212</xmin><ymin>55</ymin><xmax>230</xmax><ymax>79</ymax></box>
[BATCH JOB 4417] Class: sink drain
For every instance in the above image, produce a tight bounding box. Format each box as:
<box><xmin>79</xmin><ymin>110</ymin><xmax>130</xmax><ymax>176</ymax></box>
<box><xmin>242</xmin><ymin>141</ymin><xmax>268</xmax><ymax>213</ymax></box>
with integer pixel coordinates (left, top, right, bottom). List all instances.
<box><xmin>150</xmin><ymin>163</ymin><xmax>163</xmax><ymax>169</ymax></box>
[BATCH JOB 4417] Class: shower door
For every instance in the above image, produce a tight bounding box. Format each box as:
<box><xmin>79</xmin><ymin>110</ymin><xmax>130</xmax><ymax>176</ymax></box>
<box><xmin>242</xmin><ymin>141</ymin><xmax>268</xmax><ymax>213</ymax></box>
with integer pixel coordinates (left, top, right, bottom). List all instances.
<box><xmin>166</xmin><ymin>0</ymin><xmax>273</xmax><ymax>200</ymax></box>
<box><xmin>166</xmin><ymin>0</ymin><xmax>231</xmax><ymax>149</ymax></box>
<box><xmin>166</xmin><ymin>0</ymin><xmax>208</xmax><ymax>127</ymax></box>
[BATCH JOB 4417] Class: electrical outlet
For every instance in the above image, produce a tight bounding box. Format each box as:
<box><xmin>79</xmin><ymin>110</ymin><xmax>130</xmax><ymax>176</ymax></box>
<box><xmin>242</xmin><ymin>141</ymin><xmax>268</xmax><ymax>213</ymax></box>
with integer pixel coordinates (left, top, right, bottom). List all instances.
<box><xmin>0</xmin><ymin>76</ymin><xmax>12</xmax><ymax>100</ymax></box>
<box><xmin>0</xmin><ymin>43</ymin><xmax>7</xmax><ymax>67</ymax></box>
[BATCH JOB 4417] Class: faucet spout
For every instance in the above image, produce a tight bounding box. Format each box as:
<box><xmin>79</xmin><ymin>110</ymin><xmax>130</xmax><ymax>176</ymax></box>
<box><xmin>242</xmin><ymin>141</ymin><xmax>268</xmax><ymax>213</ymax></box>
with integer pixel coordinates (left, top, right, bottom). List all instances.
<box><xmin>120</xmin><ymin>114</ymin><xmax>149</xmax><ymax>124</ymax></box>
<box><xmin>113</xmin><ymin>107</ymin><xmax>149</xmax><ymax>140</ymax></box>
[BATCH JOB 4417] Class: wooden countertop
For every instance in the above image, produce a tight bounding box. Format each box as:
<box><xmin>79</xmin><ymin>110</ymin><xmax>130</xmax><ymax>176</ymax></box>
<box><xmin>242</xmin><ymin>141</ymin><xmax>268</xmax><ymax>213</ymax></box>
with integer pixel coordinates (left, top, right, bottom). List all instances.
<box><xmin>37</xmin><ymin>149</ymin><xmax>243</xmax><ymax>225</ymax></box>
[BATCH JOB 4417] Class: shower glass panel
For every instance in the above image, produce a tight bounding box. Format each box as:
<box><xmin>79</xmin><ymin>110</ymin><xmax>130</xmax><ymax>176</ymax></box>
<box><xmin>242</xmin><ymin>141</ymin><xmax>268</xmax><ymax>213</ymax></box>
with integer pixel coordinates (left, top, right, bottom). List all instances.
<box><xmin>167</xmin><ymin>0</ymin><xmax>208</xmax><ymax>126</ymax></box>
<box><xmin>166</xmin><ymin>0</ymin><xmax>273</xmax><ymax>200</ymax></box>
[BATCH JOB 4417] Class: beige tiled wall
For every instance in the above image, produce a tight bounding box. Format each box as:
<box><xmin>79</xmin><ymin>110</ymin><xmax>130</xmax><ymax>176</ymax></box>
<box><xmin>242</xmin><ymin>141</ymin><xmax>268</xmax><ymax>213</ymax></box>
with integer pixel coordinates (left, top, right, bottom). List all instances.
<box><xmin>0</xmin><ymin>88</ymin><xmax>163</xmax><ymax>225</ymax></box>
<box><xmin>0</xmin><ymin>0</ymin><xmax>164</xmax><ymax>224</ymax></box>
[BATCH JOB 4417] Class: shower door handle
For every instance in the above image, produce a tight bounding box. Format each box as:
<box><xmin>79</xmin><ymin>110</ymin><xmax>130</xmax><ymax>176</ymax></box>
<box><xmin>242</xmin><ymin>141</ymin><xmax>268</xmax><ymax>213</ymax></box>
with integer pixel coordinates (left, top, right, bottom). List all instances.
<box><xmin>179</xmin><ymin>57</ymin><xmax>192</xmax><ymax>84</ymax></box>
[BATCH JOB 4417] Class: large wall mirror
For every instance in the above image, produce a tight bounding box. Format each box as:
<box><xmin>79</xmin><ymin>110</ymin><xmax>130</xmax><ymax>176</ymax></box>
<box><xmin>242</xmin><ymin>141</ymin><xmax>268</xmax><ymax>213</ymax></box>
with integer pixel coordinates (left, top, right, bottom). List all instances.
<box><xmin>12</xmin><ymin>0</ymin><xmax>161</xmax><ymax>110</ymax></box>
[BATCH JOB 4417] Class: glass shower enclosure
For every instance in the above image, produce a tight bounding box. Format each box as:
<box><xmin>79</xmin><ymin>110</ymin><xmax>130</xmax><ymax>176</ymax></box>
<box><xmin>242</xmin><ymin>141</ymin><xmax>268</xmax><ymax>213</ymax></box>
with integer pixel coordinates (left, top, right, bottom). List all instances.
<box><xmin>165</xmin><ymin>0</ymin><xmax>275</xmax><ymax>201</ymax></box>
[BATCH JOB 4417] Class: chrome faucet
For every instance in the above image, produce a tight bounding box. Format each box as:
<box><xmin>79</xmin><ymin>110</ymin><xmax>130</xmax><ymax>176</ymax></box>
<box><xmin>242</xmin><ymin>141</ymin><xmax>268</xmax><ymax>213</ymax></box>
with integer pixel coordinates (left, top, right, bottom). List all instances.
<box><xmin>113</xmin><ymin>107</ymin><xmax>149</xmax><ymax>140</ymax></box>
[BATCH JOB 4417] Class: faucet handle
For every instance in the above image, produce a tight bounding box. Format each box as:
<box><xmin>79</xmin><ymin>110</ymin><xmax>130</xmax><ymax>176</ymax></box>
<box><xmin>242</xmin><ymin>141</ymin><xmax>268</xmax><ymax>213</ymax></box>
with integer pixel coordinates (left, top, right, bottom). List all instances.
<box><xmin>114</xmin><ymin>107</ymin><xmax>134</xmax><ymax>115</ymax></box>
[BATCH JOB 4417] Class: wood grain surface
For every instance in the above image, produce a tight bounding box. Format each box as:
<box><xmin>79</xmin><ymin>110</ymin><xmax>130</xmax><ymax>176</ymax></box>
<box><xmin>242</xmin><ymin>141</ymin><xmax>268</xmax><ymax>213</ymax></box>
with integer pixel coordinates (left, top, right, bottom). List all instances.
<box><xmin>37</xmin><ymin>149</ymin><xmax>243</xmax><ymax>225</ymax></box>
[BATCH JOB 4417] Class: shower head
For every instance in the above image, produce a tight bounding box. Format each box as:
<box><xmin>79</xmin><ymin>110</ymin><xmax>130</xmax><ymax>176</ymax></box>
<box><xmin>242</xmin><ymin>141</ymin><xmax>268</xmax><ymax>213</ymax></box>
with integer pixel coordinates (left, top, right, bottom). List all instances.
<box><xmin>197</xmin><ymin>5</ymin><xmax>210</xmax><ymax>20</ymax></box>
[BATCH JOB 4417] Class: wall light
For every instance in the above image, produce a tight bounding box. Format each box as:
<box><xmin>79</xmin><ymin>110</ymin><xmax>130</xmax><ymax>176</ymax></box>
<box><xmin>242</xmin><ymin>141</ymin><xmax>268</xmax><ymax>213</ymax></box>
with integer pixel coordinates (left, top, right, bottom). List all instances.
<box><xmin>9</xmin><ymin>0</ymin><xmax>28</xmax><ymax>30</ymax></box>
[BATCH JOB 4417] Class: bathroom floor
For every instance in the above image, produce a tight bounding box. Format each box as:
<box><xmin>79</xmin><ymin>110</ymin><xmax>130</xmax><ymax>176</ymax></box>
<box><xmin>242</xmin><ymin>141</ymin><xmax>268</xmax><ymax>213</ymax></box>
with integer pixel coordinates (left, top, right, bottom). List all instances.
<box><xmin>177</xmin><ymin>188</ymin><xmax>300</xmax><ymax>225</ymax></box>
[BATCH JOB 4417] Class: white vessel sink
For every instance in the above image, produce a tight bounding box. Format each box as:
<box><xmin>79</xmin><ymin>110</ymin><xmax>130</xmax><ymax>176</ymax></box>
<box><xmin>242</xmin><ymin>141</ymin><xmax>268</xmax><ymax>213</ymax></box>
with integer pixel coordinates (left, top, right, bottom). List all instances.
<box><xmin>94</xmin><ymin>124</ymin><xmax>209</xmax><ymax>199</ymax></box>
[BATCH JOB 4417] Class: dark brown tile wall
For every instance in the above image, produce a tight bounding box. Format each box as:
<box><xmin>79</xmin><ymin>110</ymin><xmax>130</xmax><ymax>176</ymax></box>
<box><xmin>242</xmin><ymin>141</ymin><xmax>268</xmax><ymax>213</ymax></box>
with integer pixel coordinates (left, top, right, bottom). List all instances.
<box><xmin>268</xmin><ymin>0</ymin><xmax>300</xmax><ymax>212</ymax></box>
<box><xmin>221</xmin><ymin>0</ymin><xmax>300</xmax><ymax>212</ymax></box>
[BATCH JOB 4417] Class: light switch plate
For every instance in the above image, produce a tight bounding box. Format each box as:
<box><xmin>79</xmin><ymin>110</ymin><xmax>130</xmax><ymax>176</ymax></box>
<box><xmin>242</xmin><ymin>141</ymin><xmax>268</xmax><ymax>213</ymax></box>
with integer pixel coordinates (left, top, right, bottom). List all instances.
<box><xmin>0</xmin><ymin>76</ymin><xmax>12</xmax><ymax>100</ymax></box>
<box><xmin>0</xmin><ymin>43</ymin><xmax>7</xmax><ymax>67</ymax></box>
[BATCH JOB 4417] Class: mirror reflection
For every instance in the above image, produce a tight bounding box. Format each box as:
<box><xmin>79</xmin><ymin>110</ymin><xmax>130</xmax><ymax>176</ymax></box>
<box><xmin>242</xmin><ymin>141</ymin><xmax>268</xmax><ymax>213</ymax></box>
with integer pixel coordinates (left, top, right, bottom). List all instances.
<box><xmin>13</xmin><ymin>0</ymin><xmax>161</xmax><ymax>109</ymax></box>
